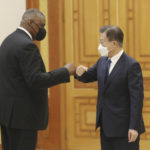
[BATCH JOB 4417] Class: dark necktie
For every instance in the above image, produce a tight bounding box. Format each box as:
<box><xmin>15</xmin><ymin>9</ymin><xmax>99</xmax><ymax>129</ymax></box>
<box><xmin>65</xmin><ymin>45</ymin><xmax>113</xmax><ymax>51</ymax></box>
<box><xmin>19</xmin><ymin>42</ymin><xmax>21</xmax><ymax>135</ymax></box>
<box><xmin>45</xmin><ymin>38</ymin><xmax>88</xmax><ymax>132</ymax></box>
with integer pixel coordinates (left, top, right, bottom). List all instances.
<box><xmin>104</xmin><ymin>59</ymin><xmax>111</xmax><ymax>83</ymax></box>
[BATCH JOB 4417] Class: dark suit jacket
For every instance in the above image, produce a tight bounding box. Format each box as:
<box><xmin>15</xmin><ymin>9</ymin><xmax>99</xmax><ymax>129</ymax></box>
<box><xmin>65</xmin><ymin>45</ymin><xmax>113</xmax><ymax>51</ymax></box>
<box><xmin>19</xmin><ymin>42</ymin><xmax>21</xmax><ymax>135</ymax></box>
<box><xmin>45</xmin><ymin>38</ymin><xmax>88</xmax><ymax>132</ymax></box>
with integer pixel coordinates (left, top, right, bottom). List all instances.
<box><xmin>0</xmin><ymin>29</ymin><xmax>70</xmax><ymax>130</ymax></box>
<box><xmin>75</xmin><ymin>52</ymin><xmax>145</xmax><ymax>137</ymax></box>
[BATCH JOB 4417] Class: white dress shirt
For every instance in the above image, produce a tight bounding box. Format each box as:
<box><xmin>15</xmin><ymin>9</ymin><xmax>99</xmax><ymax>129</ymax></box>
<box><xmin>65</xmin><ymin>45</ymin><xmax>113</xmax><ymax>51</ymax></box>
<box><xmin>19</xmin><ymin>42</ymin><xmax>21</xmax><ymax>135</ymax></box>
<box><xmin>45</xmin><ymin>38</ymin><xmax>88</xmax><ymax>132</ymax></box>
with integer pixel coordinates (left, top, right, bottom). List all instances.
<box><xmin>109</xmin><ymin>50</ymin><xmax>124</xmax><ymax>75</ymax></box>
<box><xmin>18</xmin><ymin>26</ymin><xmax>32</xmax><ymax>40</ymax></box>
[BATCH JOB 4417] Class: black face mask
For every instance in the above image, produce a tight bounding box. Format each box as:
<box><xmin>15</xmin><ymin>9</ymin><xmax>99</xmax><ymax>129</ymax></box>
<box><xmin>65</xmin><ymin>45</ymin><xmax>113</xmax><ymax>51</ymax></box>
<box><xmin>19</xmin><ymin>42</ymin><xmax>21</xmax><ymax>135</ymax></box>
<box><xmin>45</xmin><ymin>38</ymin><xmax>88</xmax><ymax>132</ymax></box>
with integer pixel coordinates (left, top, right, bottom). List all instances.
<box><xmin>36</xmin><ymin>27</ymin><xmax>46</xmax><ymax>41</ymax></box>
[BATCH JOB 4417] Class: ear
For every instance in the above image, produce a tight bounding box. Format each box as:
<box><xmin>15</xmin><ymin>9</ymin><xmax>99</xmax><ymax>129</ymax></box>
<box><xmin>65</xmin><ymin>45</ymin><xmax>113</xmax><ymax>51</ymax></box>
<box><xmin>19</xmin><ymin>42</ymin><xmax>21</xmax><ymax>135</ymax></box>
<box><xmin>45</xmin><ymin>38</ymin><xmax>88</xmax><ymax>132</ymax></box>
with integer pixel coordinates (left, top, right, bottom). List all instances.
<box><xmin>28</xmin><ymin>19</ymin><xmax>33</xmax><ymax>26</ymax></box>
<box><xmin>112</xmin><ymin>40</ymin><xmax>118</xmax><ymax>46</ymax></box>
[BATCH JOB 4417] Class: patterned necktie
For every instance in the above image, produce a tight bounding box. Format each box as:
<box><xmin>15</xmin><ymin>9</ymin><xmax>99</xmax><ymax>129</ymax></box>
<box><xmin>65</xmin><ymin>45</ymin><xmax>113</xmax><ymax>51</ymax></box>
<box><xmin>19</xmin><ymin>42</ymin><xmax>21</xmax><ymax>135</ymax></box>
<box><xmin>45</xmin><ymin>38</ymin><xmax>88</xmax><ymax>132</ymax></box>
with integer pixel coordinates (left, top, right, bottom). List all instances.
<box><xmin>105</xmin><ymin>59</ymin><xmax>111</xmax><ymax>83</ymax></box>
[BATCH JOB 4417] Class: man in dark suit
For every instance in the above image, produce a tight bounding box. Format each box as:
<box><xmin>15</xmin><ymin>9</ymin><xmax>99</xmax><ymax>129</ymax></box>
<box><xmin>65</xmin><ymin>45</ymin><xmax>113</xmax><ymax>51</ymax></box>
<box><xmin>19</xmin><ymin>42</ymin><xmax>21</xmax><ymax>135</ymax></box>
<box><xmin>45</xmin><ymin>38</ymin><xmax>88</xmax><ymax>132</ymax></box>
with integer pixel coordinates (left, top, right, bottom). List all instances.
<box><xmin>0</xmin><ymin>9</ymin><xmax>75</xmax><ymax>150</ymax></box>
<box><xmin>75</xmin><ymin>26</ymin><xmax>145</xmax><ymax>150</ymax></box>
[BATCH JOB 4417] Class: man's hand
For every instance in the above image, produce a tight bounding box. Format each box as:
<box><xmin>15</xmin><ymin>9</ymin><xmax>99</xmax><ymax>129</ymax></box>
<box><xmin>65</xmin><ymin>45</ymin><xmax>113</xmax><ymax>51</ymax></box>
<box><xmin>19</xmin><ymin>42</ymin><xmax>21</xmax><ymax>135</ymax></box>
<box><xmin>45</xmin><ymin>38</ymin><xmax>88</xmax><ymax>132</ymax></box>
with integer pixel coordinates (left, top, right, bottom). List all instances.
<box><xmin>128</xmin><ymin>129</ymin><xmax>138</xmax><ymax>143</ymax></box>
<box><xmin>76</xmin><ymin>65</ymin><xmax>88</xmax><ymax>76</ymax></box>
<box><xmin>64</xmin><ymin>63</ymin><xmax>76</xmax><ymax>75</ymax></box>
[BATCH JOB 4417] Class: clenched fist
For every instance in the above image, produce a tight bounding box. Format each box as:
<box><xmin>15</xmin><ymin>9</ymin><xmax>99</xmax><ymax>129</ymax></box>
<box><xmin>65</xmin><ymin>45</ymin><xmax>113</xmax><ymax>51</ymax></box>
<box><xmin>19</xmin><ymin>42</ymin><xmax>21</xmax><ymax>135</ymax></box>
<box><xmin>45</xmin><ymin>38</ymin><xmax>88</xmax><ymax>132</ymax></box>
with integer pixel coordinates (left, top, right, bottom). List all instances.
<box><xmin>128</xmin><ymin>129</ymin><xmax>138</xmax><ymax>143</ymax></box>
<box><xmin>64</xmin><ymin>63</ymin><xmax>76</xmax><ymax>75</ymax></box>
<box><xmin>76</xmin><ymin>65</ymin><xmax>88</xmax><ymax>76</ymax></box>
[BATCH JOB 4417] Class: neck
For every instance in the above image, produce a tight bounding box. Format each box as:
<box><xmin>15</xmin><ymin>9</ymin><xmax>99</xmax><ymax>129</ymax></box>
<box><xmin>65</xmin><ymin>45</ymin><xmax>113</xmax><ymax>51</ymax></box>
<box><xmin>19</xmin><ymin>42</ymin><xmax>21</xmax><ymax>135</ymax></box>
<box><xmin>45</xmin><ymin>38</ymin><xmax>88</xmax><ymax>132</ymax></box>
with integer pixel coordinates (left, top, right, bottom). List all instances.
<box><xmin>20</xmin><ymin>24</ymin><xmax>29</xmax><ymax>32</ymax></box>
<box><xmin>20</xmin><ymin>23</ymin><xmax>35</xmax><ymax>40</ymax></box>
<box><xmin>108</xmin><ymin>47</ymin><xmax>122</xmax><ymax>58</ymax></box>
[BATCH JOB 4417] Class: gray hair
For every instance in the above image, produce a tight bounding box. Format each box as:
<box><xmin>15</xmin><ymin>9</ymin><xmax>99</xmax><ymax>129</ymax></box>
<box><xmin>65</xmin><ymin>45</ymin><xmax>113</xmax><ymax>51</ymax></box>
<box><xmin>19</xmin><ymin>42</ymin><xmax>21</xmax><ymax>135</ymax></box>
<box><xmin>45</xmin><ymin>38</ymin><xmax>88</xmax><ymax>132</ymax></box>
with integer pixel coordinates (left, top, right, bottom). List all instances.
<box><xmin>22</xmin><ymin>8</ymin><xmax>44</xmax><ymax>21</ymax></box>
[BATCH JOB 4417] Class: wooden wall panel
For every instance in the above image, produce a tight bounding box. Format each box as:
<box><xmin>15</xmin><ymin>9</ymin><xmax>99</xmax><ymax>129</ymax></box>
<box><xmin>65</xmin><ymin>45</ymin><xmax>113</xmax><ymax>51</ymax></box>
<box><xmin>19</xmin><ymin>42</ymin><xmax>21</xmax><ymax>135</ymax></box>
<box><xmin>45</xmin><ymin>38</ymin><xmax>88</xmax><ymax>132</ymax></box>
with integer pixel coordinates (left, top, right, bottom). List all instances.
<box><xmin>74</xmin><ymin>97</ymin><xmax>99</xmax><ymax>138</ymax></box>
<box><xmin>132</xmin><ymin>0</ymin><xmax>150</xmax><ymax>142</ymax></box>
<box><xmin>64</xmin><ymin>1</ymin><xmax>106</xmax><ymax>150</ymax></box>
<box><xmin>64</xmin><ymin>0</ymin><xmax>150</xmax><ymax>150</ymax></box>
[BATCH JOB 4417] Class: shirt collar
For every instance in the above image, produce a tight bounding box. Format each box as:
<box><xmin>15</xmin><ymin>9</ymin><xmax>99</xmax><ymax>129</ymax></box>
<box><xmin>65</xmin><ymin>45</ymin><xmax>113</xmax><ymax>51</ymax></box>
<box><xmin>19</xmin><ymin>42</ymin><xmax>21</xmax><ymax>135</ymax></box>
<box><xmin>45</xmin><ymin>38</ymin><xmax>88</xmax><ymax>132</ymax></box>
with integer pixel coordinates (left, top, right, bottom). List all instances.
<box><xmin>18</xmin><ymin>27</ymin><xmax>32</xmax><ymax>40</ymax></box>
<box><xmin>110</xmin><ymin>49</ymin><xmax>124</xmax><ymax>64</ymax></box>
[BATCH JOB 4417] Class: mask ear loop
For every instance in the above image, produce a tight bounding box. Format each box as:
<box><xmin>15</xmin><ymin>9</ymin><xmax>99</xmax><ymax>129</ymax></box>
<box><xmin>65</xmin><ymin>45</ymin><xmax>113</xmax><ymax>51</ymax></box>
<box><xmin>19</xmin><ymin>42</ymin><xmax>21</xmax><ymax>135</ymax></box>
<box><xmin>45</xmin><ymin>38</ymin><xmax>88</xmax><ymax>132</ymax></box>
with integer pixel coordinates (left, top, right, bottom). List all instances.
<box><xmin>28</xmin><ymin>20</ymin><xmax>39</xmax><ymax>34</ymax></box>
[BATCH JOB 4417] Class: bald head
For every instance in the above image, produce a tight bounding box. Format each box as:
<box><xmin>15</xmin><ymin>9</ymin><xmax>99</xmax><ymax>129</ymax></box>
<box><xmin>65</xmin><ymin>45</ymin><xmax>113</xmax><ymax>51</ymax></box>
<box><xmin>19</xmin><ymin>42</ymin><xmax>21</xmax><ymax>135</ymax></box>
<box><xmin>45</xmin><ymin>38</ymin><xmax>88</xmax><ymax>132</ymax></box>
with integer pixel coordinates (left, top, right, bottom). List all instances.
<box><xmin>21</xmin><ymin>8</ymin><xmax>44</xmax><ymax>23</ymax></box>
<box><xmin>20</xmin><ymin>8</ymin><xmax>46</xmax><ymax>41</ymax></box>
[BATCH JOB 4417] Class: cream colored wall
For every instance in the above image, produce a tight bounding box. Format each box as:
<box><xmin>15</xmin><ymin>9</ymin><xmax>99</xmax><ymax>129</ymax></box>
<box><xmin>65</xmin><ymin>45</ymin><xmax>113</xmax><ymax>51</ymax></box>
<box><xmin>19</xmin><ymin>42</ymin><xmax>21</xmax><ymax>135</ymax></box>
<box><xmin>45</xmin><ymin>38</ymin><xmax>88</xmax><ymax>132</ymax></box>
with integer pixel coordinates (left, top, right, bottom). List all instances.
<box><xmin>0</xmin><ymin>0</ymin><xmax>26</xmax><ymax>144</ymax></box>
<box><xmin>0</xmin><ymin>0</ymin><xmax>26</xmax><ymax>44</ymax></box>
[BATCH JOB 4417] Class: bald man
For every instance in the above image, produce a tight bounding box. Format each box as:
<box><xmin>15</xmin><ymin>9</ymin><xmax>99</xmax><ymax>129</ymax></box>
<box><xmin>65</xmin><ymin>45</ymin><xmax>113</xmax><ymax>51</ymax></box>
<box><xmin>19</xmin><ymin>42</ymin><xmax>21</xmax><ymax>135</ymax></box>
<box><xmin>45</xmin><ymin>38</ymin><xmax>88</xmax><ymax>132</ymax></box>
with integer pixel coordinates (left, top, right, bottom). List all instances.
<box><xmin>0</xmin><ymin>8</ymin><xmax>75</xmax><ymax>150</ymax></box>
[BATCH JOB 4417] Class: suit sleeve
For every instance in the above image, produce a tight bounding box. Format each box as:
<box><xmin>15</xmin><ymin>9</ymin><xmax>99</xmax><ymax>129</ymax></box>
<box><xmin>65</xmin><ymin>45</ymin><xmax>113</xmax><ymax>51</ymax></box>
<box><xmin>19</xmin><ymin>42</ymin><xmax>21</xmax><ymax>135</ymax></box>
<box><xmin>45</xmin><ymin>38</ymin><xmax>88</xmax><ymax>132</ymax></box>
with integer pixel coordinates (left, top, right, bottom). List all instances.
<box><xmin>18</xmin><ymin>43</ymin><xmax>70</xmax><ymax>89</ymax></box>
<box><xmin>128</xmin><ymin>62</ymin><xmax>144</xmax><ymax>131</ymax></box>
<box><xmin>74</xmin><ymin>60</ymin><xmax>99</xmax><ymax>83</ymax></box>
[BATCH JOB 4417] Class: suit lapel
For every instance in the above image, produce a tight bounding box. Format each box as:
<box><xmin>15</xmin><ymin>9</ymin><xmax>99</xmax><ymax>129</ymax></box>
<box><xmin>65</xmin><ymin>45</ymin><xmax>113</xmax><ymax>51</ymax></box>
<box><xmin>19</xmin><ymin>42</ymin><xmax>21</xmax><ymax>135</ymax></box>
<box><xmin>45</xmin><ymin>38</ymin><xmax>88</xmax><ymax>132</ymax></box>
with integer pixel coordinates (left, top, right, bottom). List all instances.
<box><xmin>103</xmin><ymin>52</ymin><xmax>126</xmax><ymax>91</ymax></box>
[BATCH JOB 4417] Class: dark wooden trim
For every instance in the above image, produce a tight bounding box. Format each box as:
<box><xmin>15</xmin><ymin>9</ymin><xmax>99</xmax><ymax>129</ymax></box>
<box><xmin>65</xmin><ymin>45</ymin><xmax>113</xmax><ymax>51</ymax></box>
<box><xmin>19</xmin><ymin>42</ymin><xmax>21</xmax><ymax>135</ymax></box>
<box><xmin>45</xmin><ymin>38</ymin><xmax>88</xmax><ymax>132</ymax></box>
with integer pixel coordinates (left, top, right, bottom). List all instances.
<box><xmin>26</xmin><ymin>0</ymin><xmax>61</xmax><ymax>149</ymax></box>
<box><xmin>47</xmin><ymin>0</ymin><xmax>61</xmax><ymax>150</ymax></box>
<box><xmin>26</xmin><ymin>0</ymin><xmax>39</xmax><ymax>9</ymax></box>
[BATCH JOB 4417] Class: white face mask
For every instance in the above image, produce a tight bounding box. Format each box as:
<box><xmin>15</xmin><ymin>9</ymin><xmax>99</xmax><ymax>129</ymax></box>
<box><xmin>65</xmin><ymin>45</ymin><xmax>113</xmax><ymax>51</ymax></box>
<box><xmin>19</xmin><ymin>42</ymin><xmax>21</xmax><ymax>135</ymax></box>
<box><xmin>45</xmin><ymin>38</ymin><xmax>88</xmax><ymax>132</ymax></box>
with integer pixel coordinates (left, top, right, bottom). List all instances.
<box><xmin>98</xmin><ymin>44</ymin><xmax>108</xmax><ymax>57</ymax></box>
